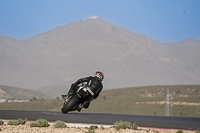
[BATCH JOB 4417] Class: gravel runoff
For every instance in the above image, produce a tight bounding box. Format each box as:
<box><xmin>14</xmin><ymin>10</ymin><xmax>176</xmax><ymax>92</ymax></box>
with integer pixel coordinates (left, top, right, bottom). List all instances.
<box><xmin>0</xmin><ymin>121</ymin><xmax>196</xmax><ymax>133</ymax></box>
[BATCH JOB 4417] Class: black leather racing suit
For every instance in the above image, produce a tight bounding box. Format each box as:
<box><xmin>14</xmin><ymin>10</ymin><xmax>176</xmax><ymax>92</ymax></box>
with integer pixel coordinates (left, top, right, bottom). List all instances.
<box><xmin>68</xmin><ymin>76</ymin><xmax>103</xmax><ymax>108</ymax></box>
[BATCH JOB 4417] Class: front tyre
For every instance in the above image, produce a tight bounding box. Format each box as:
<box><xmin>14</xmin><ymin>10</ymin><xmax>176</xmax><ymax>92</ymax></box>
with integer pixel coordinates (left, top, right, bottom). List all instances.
<box><xmin>61</xmin><ymin>94</ymin><xmax>80</xmax><ymax>113</ymax></box>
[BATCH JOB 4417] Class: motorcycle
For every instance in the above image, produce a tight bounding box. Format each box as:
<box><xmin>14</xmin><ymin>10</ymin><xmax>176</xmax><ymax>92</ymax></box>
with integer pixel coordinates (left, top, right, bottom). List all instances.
<box><xmin>61</xmin><ymin>84</ymin><xmax>93</xmax><ymax>113</ymax></box>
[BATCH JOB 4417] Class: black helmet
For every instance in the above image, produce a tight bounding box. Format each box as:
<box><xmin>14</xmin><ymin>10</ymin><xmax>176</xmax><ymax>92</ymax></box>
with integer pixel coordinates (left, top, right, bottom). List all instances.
<box><xmin>95</xmin><ymin>71</ymin><xmax>104</xmax><ymax>81</ymax></box>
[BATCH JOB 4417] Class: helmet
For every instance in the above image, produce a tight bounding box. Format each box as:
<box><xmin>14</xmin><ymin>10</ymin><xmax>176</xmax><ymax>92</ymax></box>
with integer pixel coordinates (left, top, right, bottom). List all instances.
<box><xmin>95</xmin><ymin>71</ymin><xmax>104</xmax><ymax>81</ymax></box>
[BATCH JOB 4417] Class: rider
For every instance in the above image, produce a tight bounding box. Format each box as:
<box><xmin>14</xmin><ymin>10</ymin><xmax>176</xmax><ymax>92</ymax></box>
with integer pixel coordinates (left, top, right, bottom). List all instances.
<box><xmin>61</xmin><ymin>71</ymin><xmax>104</xmax><ymax>112</ymax></box>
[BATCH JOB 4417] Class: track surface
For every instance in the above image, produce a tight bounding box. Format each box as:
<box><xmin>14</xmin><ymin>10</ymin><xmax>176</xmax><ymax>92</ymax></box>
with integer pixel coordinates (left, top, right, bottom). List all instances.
<box><xmin>0</xmin><ymin>110</ymin><xmax>199</xmax><ymax>130</ymax></box>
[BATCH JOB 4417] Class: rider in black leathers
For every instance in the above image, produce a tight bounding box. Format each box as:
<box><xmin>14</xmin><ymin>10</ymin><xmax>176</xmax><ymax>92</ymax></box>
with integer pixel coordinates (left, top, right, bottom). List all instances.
<box><xmin>62</xmin><ymin>71</ymin><xmax>104</xmax><ymax>112</ymax></box>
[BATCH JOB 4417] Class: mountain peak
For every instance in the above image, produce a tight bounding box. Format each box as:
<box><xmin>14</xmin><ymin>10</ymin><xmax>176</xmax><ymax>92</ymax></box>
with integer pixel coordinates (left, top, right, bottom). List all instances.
<box><xmin>86</xmin><ymin>15</ymin><xmax>98</xmax><ymax>20</ymax></box>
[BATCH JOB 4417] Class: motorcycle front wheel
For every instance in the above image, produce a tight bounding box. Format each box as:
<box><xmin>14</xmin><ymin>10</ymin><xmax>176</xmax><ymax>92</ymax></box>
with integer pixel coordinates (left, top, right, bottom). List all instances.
<box><xmin>61</xmin><ymin>94</ymin><xmax>80</xmax><ymax>113</ymax></box>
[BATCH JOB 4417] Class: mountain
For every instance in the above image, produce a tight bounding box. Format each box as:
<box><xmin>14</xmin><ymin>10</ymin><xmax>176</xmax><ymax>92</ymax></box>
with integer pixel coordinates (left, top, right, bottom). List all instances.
<box><xmin>0</xmin><ymin>18</ymin><xmax>200</xmax><ymax>90</ymax></box>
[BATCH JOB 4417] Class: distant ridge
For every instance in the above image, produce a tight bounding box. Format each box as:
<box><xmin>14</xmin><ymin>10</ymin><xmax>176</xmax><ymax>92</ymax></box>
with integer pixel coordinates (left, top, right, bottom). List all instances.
<box><xmin>0</xmin><ymin>18</ymin><xmax>200</xmax><ymax>89</ymax></box>
<box><xmin>0</xmin><ymin>85</ymin><xmax>66</xmax><ymax>100</ymax></box>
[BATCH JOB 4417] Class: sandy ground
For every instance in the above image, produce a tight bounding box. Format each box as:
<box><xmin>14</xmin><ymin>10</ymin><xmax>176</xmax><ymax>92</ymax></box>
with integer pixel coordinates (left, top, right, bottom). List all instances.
<box><xmin>0</xmin><ymin>123</ymin><xmax>195</xmax><ymax>133</ymax></box>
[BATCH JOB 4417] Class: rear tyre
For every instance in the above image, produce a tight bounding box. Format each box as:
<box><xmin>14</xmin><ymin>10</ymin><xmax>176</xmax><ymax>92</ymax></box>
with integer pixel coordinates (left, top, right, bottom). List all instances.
<box><xmin>61</xmin><ymin>94</ymin><xmax>80</xmax><ymax>113</ymax></box>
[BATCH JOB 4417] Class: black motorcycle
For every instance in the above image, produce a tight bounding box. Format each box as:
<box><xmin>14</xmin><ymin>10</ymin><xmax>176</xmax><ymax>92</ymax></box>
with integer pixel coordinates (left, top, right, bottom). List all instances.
<box><xmin>61</xmin><ymin>84</ymin><xmax>93</xmax><ymax>113</ymax></box>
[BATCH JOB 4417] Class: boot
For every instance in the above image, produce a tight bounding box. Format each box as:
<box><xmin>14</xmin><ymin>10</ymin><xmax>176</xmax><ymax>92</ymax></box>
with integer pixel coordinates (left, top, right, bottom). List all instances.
<box><xmin>61</xmin><ymin>83</ymin><xmax>78</xmax><ymax>100</ymax></box>
<box><xmin>61</xmin><ymin>94</ymin><xmax>69</xmax><ymax>100</ymax></box>
<box><xmin>77</xmin><ymin>103</ymin><xmax>83</xmax><ymax>112</ymax></box>
<box><xmin>61</xmin><ymin>91</ymin><xmax>74</xmax><ymax>100</ymax></box>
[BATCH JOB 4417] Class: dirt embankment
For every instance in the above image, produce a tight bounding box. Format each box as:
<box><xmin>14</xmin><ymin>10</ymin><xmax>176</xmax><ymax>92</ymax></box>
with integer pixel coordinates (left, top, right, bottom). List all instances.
<box><xmin>0</xmin><ymin>124</ymin><xmax>194</xmax><ymax>133</ymax></box>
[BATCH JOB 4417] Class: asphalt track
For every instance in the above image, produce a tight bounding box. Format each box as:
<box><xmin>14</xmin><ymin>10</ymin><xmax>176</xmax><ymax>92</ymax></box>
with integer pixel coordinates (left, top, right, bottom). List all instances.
<box><xmin>0</xmin><ymin>110</ymin><xmax>199</xmax><ymax>130</ymax></box>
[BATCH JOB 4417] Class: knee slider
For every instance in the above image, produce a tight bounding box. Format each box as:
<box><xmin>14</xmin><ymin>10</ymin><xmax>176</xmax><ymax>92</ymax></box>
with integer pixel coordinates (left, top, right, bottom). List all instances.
<box><xmin>83</xmin><ymin>102</ymin><xmax>90</xmax><ymax>109</ymax></box>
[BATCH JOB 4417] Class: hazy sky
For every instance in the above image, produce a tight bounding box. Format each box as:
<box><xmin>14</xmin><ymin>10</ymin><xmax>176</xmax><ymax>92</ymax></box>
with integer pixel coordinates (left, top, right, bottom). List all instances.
<box><xmin>0</xmin><ymin>0</ymin><xmax>200</xmax><ymax>43</ymax></box>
